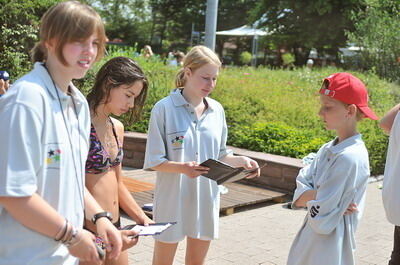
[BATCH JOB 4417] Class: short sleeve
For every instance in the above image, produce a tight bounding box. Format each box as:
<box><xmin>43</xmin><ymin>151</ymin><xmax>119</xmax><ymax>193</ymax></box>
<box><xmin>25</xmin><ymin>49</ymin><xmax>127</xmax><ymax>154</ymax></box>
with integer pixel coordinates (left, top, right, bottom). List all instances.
<box><xmin>218</xmin><ymin>108</ymin><xmax>233</xmax><ymax>159</ymax></box>
<box><xmin>143</xmin><ymin>104</ymin><xmax>168</xmax><ymax>170</ymax></box>
<box><xmin>383</xmin><ymin>112</ymin><xmax>400</xmax><ymax>225</ymax></box>
<box><xmin>0</xmin><ymin>103</ymin><xmax>43</xmax><ymax>197</ymax></box>
<box><xmin>291</xmin><ymin>163</ymin><xmax>315</xmax><ymax>209</ymax></box>
<box><xmin>291</xmin><ymin>147</ymin><xmax>323</xmax><ymax>208</ymax></box>
<box><xmin>306</xmin><ymin>154</ymin><xmax>359</xmax><ymax>234</ymax></box>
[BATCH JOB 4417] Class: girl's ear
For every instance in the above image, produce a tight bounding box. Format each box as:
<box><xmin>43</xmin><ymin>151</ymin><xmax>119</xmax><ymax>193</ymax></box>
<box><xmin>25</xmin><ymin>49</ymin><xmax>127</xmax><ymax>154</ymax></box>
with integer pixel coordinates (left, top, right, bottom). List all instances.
<box><xmin>44</xmin><ymin>39</ymin><xmax>55</xmax><ymax>50</ymax></box>
<box><xmin>184</xmin><ymin>67</ymin><xmax>192</xmax><ymax>78</ymax></box>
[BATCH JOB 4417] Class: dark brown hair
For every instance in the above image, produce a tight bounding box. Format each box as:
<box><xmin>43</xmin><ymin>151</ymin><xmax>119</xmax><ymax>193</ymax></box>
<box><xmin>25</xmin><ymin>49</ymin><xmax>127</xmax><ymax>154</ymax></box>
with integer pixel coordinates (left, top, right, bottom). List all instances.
<box><xmin>87</xmin><ymin>56</ymin><xmax>149</xmax><ymax>122</ymax></box>
<box><xmin>31</xmin><ymin>1</ymin><xmax>106</xmax><ymax>64</ymax></box>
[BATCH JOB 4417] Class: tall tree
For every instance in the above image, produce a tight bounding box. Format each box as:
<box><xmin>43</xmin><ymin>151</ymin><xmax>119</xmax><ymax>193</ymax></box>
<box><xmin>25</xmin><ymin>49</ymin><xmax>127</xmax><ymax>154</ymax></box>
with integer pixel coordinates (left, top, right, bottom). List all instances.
<box><xmin>347</xmin><ymin>0</ymin><xmax>400</xmax><ymax>81</ymax></box>
<box><xmin>0</xmin><ymin>0</ymin><xmax>60</xmax><ymax>79</ymax></box>
<box><xmin>86</xmin><ymin>0</ymin><xmax>258</xmax><ymax>55</ymax></box>
<box><xmin>85</xmin><ymin>0</ymin><xmax>152</xmax><ymax>48</ymax></box>
<box><xmin>249</xmin><ymin>0</ymin><xmax>365</xmax><ymax>65</ymax></box>
<box><xmin>215</xmin><ymin>0</ymin><xmax>258</xmax><ymax>61</ymax></box>
<box><xmin>148</xmin><ymin>0</ymin><xmax>257</xmax><ymax>54</ymax></box>
<box><xmin>148</xmin><ymin>0</ymin><xmax>205</xmax><ymax>52</ymax></box>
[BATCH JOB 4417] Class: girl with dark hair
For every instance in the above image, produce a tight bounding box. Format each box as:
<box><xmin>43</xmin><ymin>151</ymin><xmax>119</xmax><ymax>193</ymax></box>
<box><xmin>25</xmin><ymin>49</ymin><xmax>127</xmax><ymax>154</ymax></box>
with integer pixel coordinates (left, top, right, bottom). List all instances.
<box><xmin>82</xmin><ymin>56</ymin><xmax>153</xmax><ymax>265</ymax></box>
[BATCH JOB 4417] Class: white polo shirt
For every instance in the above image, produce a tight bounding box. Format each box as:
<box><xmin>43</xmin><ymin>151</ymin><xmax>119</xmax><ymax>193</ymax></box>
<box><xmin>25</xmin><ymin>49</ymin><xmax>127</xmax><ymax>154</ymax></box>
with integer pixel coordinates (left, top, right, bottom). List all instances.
<box><xmin>287</xmin><ymin>134</ymin><xmax>370</xmax><ymax>265</ymax></box>
<box><xmin>383</xmin><ymin>111</ymin><xmax>400</xmax><ymax>225</ymax></box>
<box><xmin>144</xmin><ymin>88</ymin><xmax>232</xmax><ymax>242</ymax></box>
<box><xmin>0</xmin><ymin>63</ymin><xmax>90</xmax><ymax>265</ymax></box>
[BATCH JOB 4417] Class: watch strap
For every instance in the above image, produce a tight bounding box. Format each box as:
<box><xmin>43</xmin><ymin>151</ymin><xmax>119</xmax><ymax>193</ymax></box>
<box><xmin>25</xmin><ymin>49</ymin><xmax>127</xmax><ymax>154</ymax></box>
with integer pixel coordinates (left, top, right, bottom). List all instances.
<box><xmin>92</xmin><ymin>212</ymin><xmax>112</xmax><ymax>224</ymax></box>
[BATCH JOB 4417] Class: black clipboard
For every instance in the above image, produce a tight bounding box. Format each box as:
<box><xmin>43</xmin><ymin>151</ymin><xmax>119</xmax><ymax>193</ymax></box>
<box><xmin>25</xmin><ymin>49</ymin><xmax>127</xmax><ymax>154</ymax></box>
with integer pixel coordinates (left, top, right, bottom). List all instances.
<box><xmin>199</xmin><ymin>159</ymin><xmax>265</xmax><ymax>185</ymax></box>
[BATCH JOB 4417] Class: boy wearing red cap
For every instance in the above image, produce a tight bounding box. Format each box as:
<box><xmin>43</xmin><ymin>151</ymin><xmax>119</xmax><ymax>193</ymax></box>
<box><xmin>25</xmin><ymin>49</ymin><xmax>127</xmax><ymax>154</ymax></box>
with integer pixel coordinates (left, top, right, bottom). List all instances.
<box><xmin>287</xmin><ymin>73</ymin><xmax>378</xmax><ymax>265</ymax></box>
<box><xmin>380</xmin><ymin>102</ymin><xmax>400</xmax><ymax>264</ymax></box>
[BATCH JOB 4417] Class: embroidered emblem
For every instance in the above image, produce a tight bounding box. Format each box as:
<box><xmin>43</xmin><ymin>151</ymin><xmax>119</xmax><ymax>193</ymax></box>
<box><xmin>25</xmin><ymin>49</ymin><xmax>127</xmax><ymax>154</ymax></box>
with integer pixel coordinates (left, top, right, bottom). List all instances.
<box><xmin>46</xmin><ymin>148</ymin><xmax>62</xmax><ymax>165</ymax></box>
<box><xmin>171</xmin><ymin>135</ymin><xmax>184</xmax><ymax>148</ymax></box>
<box><xmin>310</xmin><ymin>205</ymin><xmax>320</xmax><ymax>218</ymax></box>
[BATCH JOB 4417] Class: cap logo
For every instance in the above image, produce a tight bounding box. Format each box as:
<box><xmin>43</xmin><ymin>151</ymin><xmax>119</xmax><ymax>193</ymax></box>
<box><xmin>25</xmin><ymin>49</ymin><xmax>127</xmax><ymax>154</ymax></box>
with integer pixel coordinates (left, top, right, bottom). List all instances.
<box><xmin>320</xmin><ymin>88</ymin><xmax>335</xmax><ymax>97</ymax></box>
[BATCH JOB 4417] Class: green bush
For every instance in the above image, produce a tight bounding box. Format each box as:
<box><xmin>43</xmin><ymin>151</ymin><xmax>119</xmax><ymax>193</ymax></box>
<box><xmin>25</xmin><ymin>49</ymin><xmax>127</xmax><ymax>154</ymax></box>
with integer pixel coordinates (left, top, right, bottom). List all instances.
<box><xmin>0</xmin><ymin>0</ymin><xmax>60</xmax><ymax>80</ymax></box>
<box><xmin>7</xmin><ymin>43</ymin><xmax>397</xmax><ymax>176</ymax></box>
<box><xmin>229</xmin><ymin>122</ymin><xmax>329</xmax><ymax>158</ymax></box>
<box><xmin>282</xmin><ymin>53</ymin><xmax>295</xmax><ymax>68</ymax></box>
<box><xmin>239</xmin><ymin>51</ymin><xmax>252</xmax><ymax>65</ymax></box>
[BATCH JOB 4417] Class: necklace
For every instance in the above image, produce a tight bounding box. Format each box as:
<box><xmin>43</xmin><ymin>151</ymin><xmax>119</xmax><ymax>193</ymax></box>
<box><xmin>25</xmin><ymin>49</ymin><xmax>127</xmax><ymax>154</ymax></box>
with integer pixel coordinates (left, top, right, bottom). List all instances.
<box><xmin>42</xmin><ymin>63</ymin><xmax>84</xmax><ymax>211</ymax></box>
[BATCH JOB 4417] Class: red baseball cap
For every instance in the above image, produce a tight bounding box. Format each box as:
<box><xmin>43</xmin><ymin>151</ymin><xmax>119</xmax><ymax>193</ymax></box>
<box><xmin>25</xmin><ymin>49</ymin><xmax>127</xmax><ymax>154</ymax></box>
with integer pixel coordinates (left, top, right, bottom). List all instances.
<box><xmin>319</xmin><ymin>72</ymin><xmax>378</xmax><ymax>120</ymax></box>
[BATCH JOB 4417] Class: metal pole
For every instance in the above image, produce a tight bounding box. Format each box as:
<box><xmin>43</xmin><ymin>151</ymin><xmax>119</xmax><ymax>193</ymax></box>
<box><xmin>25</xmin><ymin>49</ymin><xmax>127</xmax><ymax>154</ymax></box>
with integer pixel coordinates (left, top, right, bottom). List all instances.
<box><xmin>251</xmin><ymin>35</ymin><xmax>258</xmax><ymax>67</ymax></box>
<box><xmin>204</xmin><ymin>0</ymin><xmax>218</xmax><ymax>51</ymax></box>
<box><xmin>190</xmin><ymin>23</ymin><xmax>194</xmax><ymax>47</ymax></box>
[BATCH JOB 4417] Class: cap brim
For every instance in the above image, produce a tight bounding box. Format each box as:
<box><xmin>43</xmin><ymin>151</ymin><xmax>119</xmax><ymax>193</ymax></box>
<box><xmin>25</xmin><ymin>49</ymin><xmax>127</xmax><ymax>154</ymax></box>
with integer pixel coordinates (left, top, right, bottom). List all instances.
<box><xmin>359</xmin><ymin>106</ymin><xmax>379</xmax><ymax>120</ymax></box>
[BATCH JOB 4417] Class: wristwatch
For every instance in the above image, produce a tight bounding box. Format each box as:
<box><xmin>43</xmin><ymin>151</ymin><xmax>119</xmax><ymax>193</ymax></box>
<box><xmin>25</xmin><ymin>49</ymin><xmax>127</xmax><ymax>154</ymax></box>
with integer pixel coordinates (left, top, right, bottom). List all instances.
<box><xmin>92</xmin><ymin>212</ymin><xmax>113</xmax><ymax>224</ymax></box>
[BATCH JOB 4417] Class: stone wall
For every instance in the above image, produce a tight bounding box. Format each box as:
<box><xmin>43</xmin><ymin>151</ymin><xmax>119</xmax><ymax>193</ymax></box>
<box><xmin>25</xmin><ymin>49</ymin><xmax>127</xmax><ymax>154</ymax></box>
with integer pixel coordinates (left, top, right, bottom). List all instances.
<box><xmin>123</xmin><ymin>131</ymin><xmax>304</xmax><ymax>194</ymax></box>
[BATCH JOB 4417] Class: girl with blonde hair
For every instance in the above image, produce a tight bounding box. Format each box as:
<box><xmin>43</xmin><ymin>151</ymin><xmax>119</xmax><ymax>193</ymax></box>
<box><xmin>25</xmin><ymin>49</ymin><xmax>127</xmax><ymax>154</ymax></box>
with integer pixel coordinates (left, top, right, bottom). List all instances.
<box><xmin>144</xmin><ymin>45</ymin><xmax>260</xmax><ymax>265</ymax></box>
<box><xmin>0</xmin><ymin>1</ymin><xmax>124</xmax><ymax>264</ymax></box>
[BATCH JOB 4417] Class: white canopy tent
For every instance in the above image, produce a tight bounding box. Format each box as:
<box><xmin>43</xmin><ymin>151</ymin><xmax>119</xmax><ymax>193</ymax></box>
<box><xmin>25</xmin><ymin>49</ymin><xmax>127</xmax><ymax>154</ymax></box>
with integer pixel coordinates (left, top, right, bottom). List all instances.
<box><xmin>216</xmin><ymin>25</ymin><xmax>270</xmax><ymax>66</ymax></box>
<box><xmin>216</xmin><ymin>25</ymin><xmax>268</xmax><ymax>37</ymax></box>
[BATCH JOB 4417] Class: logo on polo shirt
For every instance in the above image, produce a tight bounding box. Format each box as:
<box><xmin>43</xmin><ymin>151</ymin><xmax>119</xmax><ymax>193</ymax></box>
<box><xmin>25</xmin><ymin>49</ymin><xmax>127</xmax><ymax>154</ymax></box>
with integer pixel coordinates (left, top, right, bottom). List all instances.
<box><xmin>171</xmin><ymin>135</ymin><xmax>184</xmax><ymax>148</ymax></box>
<box><xmin>46</xmin><ymin>148</ymin><xmax>61</xmax><ymax>166</ymax></box>
<box><xmin>310</xmin><ymin>205</ymin><xmax>320</xmax><ymax>218</ymax></box>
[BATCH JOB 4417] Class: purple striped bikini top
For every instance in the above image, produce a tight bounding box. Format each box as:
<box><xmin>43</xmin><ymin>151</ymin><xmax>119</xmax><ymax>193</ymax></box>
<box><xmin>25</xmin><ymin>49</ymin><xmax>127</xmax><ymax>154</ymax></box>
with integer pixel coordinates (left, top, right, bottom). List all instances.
<box><xmin>85</xmin><ymin>119</ymin><xmax>123</xmax><ymax>174</ymax></box>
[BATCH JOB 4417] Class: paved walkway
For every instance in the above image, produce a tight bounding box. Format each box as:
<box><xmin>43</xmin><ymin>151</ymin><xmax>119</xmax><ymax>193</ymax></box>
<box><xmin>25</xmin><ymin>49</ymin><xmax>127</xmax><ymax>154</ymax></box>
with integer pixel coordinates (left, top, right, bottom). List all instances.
<box><xmin>122</xmin><ymin>173</ymin><xmax>393</xmax><ymax>264</ymax></box>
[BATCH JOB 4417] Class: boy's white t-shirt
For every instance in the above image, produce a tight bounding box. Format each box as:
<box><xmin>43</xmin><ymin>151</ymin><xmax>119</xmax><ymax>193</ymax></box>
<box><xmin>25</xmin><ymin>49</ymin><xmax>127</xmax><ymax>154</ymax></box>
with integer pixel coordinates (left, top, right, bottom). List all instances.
<box><xmin>382</xmin><ymin>111</ymin><xmax>400</xmax><ymax>225</ymax></box>
<box><xmin>0</xmin><ymin>63</ymin><xmax>90</xmax><ymax>265</ymax></box>
<box><xmin>287</xmin><ymin>134</ymin><xmax>370</xmax><ymax>265</ymax></box>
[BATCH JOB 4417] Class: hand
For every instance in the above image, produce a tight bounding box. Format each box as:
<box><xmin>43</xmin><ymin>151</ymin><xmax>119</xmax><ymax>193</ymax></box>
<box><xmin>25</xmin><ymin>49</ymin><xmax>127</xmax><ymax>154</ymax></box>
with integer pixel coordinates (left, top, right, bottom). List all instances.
<box><xmin>68</xmin><ymin>229</ymin><xmax>102</xmax><ymax>263</ymax></box>
<box><xmin>121</xmin><ymin>230</ymin><xmax>139</xmax><ymax>251</ymax></box>
<box><xmin>344</xmin><ymin>203</ymin><xmax>358</xmax><ymax>215</ymax></box>
<box><xmin>182</xmin><ymin>161</ymin><xmax>209</xmax><ymax>178</ymax></box>
<box><xmin>95</xmin><ymin>218</ymin><xmax>122</xmax><ymax>260</ymax></box>
<box><xmin>239</xmin><ymin>156</ymin><xmax>260</xmax><ymax>179</ymax></box>
<box><xmin>137</xmin><ymin>214</ymin><xmax>154</xmax><ymax>226</ymax></box>
<box><xmin>0</xmin><ymin>79</ymin><xmax>9</xmax><ymax>95</ymax></box>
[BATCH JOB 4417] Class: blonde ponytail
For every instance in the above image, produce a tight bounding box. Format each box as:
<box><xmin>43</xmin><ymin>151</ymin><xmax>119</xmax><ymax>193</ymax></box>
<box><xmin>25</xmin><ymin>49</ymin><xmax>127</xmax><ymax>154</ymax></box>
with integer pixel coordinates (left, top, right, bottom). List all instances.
<box><xmin>175</xmin><ymin>68</ymin><xmax>186</xmax><ymax>88</ymax></box>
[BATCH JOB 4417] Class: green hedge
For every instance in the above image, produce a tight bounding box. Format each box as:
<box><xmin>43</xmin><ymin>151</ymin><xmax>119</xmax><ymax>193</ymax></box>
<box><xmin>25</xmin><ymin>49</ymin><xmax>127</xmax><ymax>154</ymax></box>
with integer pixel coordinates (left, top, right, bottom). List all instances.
<box><xmin>75</xmin><ymin>48</ymin><xmax>399</xmax><ymax>176</ymax></box>
<box><xmin>229</xmin><ymin>122</ymin><xmax>329</xmax><ymax>158</ymax></box>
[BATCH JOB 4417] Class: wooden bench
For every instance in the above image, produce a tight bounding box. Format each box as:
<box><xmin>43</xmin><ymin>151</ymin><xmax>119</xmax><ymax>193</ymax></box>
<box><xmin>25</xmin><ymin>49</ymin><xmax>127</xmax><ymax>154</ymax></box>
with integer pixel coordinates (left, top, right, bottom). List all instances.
<box><xmin>122</xmin><ymin>177</ymin><xmax>154</xmax><ymax>193</ymax></box>
<box><xmin>122</xmin><ymin>176</ymin><xmax>287</xmax><ymax>216</ymax></box>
